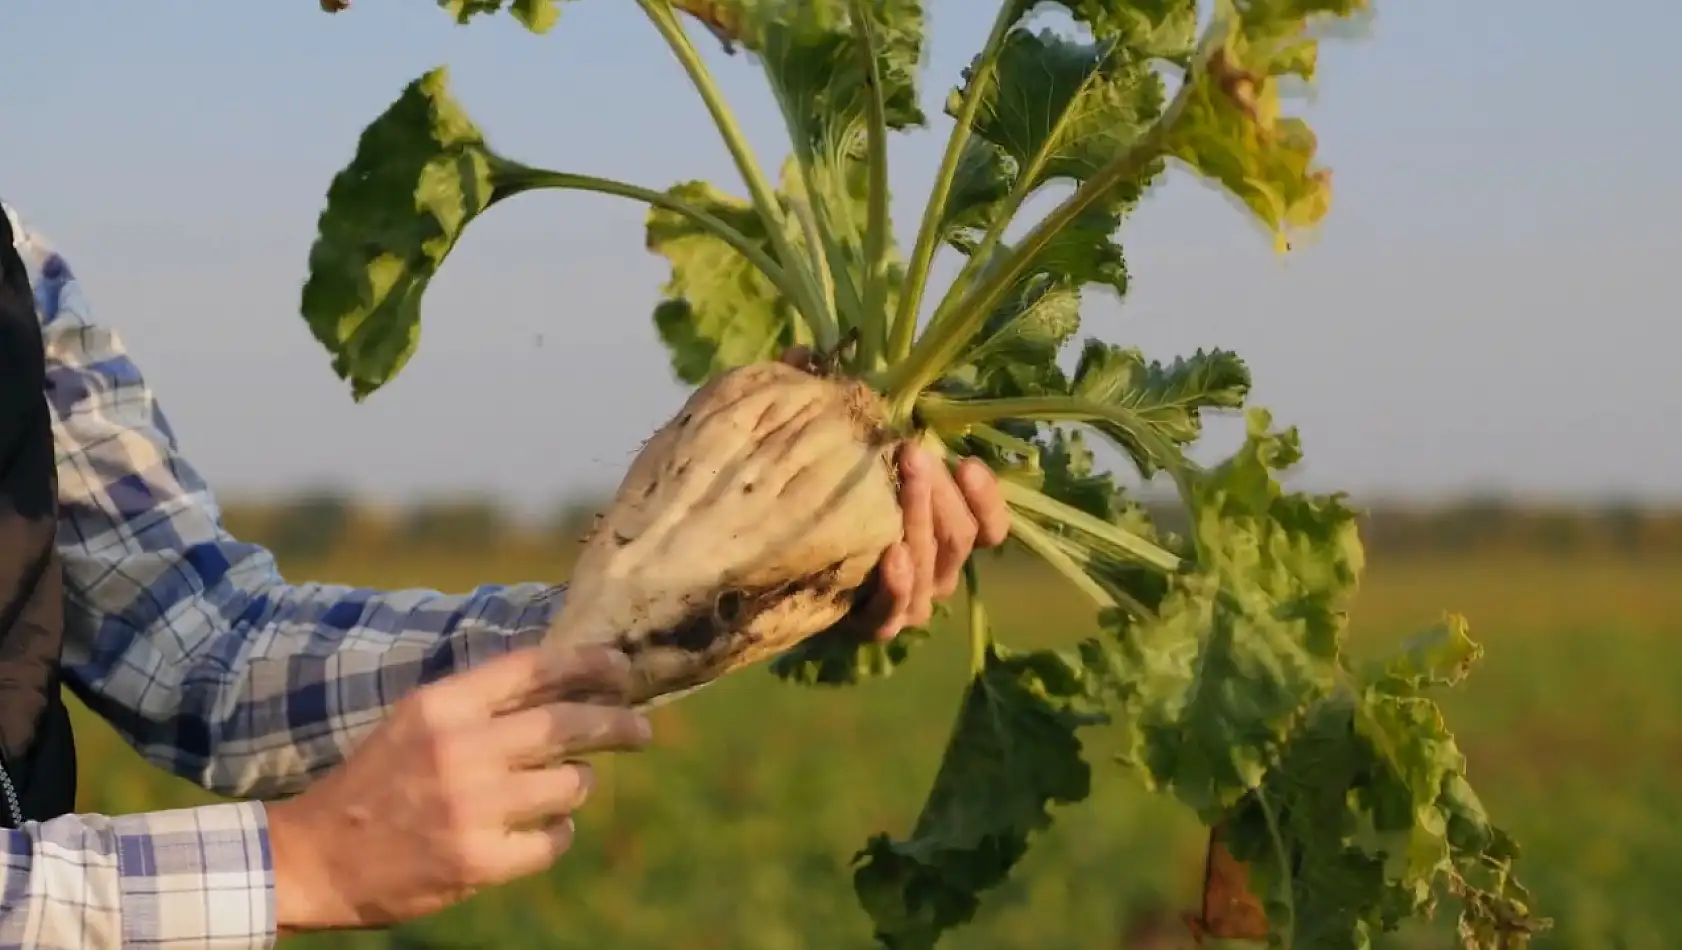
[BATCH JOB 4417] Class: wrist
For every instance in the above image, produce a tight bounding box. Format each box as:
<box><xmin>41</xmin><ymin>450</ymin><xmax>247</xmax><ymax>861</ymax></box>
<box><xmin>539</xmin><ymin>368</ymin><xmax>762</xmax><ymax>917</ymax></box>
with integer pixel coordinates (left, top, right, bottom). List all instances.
<box><xmin>266</xmin><ymin>798</ymin><xmax>353</xmax><ymax>935</ymax></box>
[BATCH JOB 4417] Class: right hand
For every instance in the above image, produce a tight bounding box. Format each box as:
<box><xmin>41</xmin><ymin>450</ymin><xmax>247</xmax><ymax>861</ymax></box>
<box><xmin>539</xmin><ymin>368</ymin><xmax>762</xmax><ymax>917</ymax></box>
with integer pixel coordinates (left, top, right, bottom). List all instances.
<box><xmin>266</xmin><ymin>643</ymin><xmax>652</xmax><ymax>933</ymax></box>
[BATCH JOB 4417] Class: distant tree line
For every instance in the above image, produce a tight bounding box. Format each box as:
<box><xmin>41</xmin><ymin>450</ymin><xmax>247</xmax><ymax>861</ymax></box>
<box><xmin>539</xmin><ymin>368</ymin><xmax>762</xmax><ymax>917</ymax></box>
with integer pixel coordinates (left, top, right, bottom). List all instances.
<box><xmin>218</xmin><ymin>492</ymin><xmax>1682</xmax><ymax>566</ymax></box>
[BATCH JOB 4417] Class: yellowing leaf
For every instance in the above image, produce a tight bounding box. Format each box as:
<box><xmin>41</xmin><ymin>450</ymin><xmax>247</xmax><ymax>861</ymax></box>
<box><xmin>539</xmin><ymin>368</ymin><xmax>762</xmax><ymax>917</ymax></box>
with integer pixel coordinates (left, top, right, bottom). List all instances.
<box><xmin>646</xmin><ymin>182</ymin><xmax>801</xmax><ymax>383</ymax></box>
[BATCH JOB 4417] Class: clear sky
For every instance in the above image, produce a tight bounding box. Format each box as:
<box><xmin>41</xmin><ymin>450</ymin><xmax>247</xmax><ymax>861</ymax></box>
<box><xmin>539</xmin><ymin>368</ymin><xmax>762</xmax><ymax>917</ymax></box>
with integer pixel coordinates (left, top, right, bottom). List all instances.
<box><xmin>3</xmin><ymin>0</ymin><xmax>1677</xmax><ymax>510</ymax></box>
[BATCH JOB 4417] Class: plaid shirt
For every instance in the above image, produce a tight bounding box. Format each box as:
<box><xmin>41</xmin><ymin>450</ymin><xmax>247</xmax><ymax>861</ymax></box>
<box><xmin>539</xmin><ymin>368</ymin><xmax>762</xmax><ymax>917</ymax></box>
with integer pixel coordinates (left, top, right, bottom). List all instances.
<box><xmin>1</xmin><ymin>202</ymin><xmax>563</xmax><ymax>948</ymax></box>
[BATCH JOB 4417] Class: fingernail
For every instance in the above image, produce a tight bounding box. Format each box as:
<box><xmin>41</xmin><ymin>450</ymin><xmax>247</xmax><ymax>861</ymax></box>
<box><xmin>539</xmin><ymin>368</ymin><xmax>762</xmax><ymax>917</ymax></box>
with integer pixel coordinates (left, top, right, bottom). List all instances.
<box><xmin>634</xmin><ymin>714</ymin><xmax>653</xmax><ymax>743</ymax></box>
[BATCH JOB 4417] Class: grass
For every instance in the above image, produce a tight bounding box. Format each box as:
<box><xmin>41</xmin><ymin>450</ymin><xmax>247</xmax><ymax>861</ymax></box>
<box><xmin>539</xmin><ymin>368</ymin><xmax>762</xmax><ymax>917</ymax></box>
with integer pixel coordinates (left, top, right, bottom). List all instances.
<box><xmin>63</xmin><ymin>545</ymin><xmax>1682</xmax><ymax>950</ymax></box>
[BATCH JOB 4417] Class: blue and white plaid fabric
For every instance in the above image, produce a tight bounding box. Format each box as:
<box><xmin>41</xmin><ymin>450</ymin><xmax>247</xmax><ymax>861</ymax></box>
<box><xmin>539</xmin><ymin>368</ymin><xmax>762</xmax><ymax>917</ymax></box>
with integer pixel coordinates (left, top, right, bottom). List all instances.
<box><xmin>1</xmin><ymin>201</ymin><xmax>563</xmax><ymax>949</ymax></box>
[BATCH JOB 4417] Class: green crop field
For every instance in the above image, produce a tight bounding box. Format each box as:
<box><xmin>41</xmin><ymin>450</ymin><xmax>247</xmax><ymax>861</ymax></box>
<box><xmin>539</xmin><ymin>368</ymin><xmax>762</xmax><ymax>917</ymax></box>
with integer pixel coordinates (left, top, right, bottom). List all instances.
<box><xmin>65</xmin><ymin>540</ymin><xmax>1682</xmax><ymax>950</ymax></box>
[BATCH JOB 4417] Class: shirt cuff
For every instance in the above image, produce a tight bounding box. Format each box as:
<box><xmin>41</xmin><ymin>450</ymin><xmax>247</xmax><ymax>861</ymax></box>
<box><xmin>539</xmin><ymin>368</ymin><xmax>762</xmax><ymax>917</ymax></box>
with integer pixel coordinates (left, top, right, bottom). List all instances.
<box><xmin>109</xmin><ymin>800</ymin><xmax>275</xmax><ymax>950</ymax></box>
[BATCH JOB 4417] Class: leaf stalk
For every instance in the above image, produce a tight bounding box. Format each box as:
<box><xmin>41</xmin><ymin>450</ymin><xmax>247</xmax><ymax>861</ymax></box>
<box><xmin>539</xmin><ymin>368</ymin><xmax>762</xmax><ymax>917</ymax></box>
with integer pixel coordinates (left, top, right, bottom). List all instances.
<box><xmin>637</xmin><ymin>0</ymin><xmax>838</xmax><ymax>348</ymax></box>
<box><xmin>885</xmin><ymin>25</ymin><xmax>1224</xmax><ymax>405</ymax></box>
<box><xmin>491</xmin><ymin>164</ymin><xmax>806</xmax><ymax>311</ymax></box>
<box><xmin>885</xmin><ymin>0</ymin><xmax>1019</xmax><ymax>364</ymax></box>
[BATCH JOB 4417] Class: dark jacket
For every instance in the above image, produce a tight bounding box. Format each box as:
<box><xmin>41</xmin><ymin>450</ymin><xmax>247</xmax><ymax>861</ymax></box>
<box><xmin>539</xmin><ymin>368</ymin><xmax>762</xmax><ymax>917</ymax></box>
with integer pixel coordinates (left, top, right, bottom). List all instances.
<box><xmin>0</xmin><ymin>204</ymin><xmax>79</xmax><ymax>827</ymax></box>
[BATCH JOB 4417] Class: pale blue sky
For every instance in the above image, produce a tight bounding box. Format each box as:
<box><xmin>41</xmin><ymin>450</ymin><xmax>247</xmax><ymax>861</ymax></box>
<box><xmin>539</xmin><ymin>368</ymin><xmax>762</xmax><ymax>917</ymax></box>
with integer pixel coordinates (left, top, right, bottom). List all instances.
<box><xmin>3</xmin><ymin>0</ymin><xmax>1678</xmax><ymax>509</ymax></box>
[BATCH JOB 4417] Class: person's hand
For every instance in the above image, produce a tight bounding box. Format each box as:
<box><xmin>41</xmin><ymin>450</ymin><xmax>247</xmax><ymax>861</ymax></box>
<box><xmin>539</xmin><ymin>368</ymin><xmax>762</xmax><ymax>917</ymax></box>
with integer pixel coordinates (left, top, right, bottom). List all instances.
<box><xmin>857</xmin><ymin>442</ymin><xmax>1010</xmax><ymax>640</ymax></box>
<box><xmin>778</xmin><ymin>347</ymin><xmax>1012</xmax><ymax>642</ymax></box>
<box><xmin>266</xmin><ymin>644</ymin><xmax>652</xmax><ymax>935</ymax></box>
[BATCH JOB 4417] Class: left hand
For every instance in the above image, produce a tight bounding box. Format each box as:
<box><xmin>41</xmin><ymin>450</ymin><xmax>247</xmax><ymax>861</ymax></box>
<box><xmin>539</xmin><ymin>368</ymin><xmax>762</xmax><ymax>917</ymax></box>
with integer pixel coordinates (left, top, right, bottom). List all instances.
<box><xmin>860</xmin><ymin>443</ymin><xmax>1011</xmax><ymax>641</ymax></box>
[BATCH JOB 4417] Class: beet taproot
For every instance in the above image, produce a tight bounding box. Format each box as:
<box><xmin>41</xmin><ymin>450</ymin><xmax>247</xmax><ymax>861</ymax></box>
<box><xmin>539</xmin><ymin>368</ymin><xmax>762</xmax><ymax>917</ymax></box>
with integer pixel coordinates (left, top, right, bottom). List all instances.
<box><xmin>541</xmin><ymin>360</ymin><xmax>904</xmax><ymax>705</ymax></box>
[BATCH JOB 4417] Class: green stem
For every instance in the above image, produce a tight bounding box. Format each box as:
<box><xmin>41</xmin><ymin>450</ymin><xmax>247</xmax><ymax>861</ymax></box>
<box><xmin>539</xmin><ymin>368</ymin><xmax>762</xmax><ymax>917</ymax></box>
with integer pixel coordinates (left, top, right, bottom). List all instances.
<box><xmin>636</xmin><ymin>0</ymin><xmax>836</xmax><ymax>348</ymax></box>
<box><xmin>491</xmin><ymin>164</ymin><xmax>805</xmax><ymax>312</ymax></box>
<box><xmin>963</xmin><ymin>560</ymin><xmax>989</xmax><ymax>675</ymax></box>
<box><xmin>786</xmin><ymin>192</ymin><xmax>837</xmax><ymax>318</ymax></box>
<box><xmin>884</xmin><ymin>29</ymin><xmax>1221</xmax><ymax>404</ymax></box>
<box><xmin>1046</xmin><ymin>529</ymin><xmax>1159</xmax><ymax>622</ymax></box>
<box><xmin>886</xmin><ymin>0</ymin><xmax>1019</xmax><ymax>364</ymax></box>
<box><xmin>926</xmin><ymin>50</ymin><xmax>1120</xmax><ymax>338</ymax></box>
<box><xmin>1256</xmin><ymin>790</ymin><xmax>1297</xmax><ymax>950</ymax></box>
<box><xmin>775</xmin><ymin>99</ymin><xmax>867</xmax><ymax>337</ymax></box>
<box><xmin>1005</xmin><ymin>517</ymin><xmax>1118</xmax><ymax>610</ymax></box>
<box><xmin>921</xmin><ymin>434</ymin><xmax>1181</xmax><ymax>573</ymax></box>
<box><xmin>966</xmin><ymin>424</ymin><xmax>1041</xmax><ymax>470</ymax></box>
<box><xmin>1000</xmin><ymin>479</ymin><xmax>1184</xmax><ymax>574</ymax></box>
<box><xmin>849</xmin><ymin>0</ymin><xmax>892</xmax><ymax>371</ymax></box>
<box><xmin>918</xmin><ymin>394</ymin><xmax>1199</xmax><ymax>521</ymax></box>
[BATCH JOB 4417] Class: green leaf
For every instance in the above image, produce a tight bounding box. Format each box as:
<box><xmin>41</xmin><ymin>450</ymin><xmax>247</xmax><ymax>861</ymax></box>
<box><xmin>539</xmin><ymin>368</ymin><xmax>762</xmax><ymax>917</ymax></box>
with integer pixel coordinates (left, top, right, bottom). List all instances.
<box><xmin>436</xmin><ymin>0</ymin><xmax>566</xmax><ymax>32</ymax></box>
<box><xmin>1216</xmin><ymin>616</ymin><xmax>1547</xmax><ymax>949</ymax></box>
<box><xmin>955</xmin><ymin>275</ymin><xmax>1080</xmax><ymax>399</ymax></box>
<box><xmin>299</xmin><ymin>67</ymin><xmax>500</xmax><ymax>401</ymax></box>
<box><xmin>1071</xmin><ymin>342</ymin><xmax>1251</xmax><ymax>475</ymax></box>
<box><xmin>647</xmin><ymin>181</ymin><xmax>802</xmax><ymax>383</ymax></box>
<box><xmin>853</xmin><ymin>646</ymin><xmax>1103</xmax><ymax>949</ymax></box>
<box><xmin>693</xmin><ymin>1</ymin><xmax>925</xmax><ymax>129</ymax></box>
<box><xmin>940</xmin><ymin>26</ymin><xmax>1165</xmax><ymax>296</ymax></box>
<box><xmin>1055</xmin><ymin>0</ymin><xmax>1200</xmax><ymax>62</ymax></box>
<box><xmin>1097</xmin><ymin>409</ymin><xmax>1361</xmax><ymax>814</ymax></box>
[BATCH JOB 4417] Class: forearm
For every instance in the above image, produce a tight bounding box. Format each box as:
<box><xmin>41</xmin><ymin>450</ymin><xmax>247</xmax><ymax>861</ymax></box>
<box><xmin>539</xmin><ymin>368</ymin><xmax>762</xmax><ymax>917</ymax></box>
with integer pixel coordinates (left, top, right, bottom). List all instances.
<box><xmin>62</xmin><ymin>563</ymin><xmax>562</xmax><ymax>798</ymax></box>
<box><xmin>0</xmin><ymin>802</ymin><xmax>273</xmax><ymax>950</ymax></box>
<box><xmin>8</xmin><ymin>201</ymin><xmax>566</xmax><ymax>798</ymax></box>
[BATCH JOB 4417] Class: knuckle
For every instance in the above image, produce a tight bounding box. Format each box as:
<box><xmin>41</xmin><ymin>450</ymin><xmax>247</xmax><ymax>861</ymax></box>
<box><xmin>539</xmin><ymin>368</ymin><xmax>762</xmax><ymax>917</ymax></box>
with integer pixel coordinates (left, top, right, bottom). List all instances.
<box><xmin>410</xmin><ymin>688</ymin><xmax>453</xmax><ymax>728</ymax></box>
<box><xmin>435</xmin><ymin>783</ymin><xmax>479</xmax><ymax>836</ymax></box>
<box><xmin>455</xmin><ymin>839</ymin><xmax>505</xmax><ymax>887</ymax></box>
<box><xmin>420</xmin><ymin>727</ymin><xmax>467</xmax><ymax>774</ymax></box>
<box><xmin>945</xmin><ymin>517</ymin><xmax>979</xmax><ymax>550</ymax></box>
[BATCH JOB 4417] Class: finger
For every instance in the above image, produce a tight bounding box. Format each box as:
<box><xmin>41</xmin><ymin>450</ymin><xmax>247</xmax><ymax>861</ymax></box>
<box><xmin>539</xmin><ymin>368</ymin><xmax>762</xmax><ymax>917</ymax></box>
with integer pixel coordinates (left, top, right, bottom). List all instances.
<box><xmin>897</xmin><ymin>445</ymin><xmax>938</xmax><ymax>628</ymax></box>
<box><xmin>858</xmin><ymin>541</ymin><xmax>913</xmax><ymax>641</ymax></box>
<box><xmin>434</xmin><ymin>643</ymin><xmax>638</xmax><ymax>722</ymax></box>
<box><xmin>517</xmin><ymin>643</ymin><xmax>639</xmax><ymax>712</ymax></box>
<box><xmin>955</xmin><ymin>457</ymin><xmax>1011</xmax><ymax>548</ymax></box>
<box><xmin>502</xmin><ymin>761</ymin><xmax>595</xmax><ymax>827</ymax></box>
<box><xmin>928</xmin><ymin>466</ymin><xmax>980</xmax><ymax>598</ymax></box>
<box><xmin>497</xmin><ymin>815</ymin><xmax>577</xmax><ymax>883</ymax></box>
<box><xmin>490</xmin><ymin>700</ymin><xmax>653</xmax><ymax>768</ymax></box>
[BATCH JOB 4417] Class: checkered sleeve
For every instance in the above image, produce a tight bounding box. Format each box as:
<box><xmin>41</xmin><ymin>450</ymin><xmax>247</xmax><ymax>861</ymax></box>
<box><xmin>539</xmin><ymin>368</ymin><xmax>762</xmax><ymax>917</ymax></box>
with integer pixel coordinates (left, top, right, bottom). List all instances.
<box><xmin>0</xmin><ymin>801</ymin><xmax>272</xmax><ymax>950</ymax></box>
<box><xmin>6</xmin><ymin>205</ymin><xmax>566</xmax><ymax>802</ymax></box>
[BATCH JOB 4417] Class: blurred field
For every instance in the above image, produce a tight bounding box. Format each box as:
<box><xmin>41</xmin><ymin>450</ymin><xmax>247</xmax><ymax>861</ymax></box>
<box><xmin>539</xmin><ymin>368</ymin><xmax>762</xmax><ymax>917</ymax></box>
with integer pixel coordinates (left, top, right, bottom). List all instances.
<box><xmin>63</xmin><ymin>506</ymin><xmax>1682</xmax><ymax>950</ymax></box>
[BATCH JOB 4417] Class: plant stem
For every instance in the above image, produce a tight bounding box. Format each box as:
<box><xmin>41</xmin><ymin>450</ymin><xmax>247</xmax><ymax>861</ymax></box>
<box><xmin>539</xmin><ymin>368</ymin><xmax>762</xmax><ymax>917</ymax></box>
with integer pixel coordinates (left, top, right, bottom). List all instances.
<box><xmin>786</xmin><ymin>191</ymin><xmax>837</xmax><ymax>318</ymax></box>
<box><xmin>771</xmin><ymin>89</ymin><xmax>868</xmax><ymax>338</ymax></box>
<box><xmin>849</xmin><ymin>0</ymin><xmax>892</xmax><ymax>371</ymax></box>
<box><xmin>966</xmin><ymin>424</ymin><xmax>1041</xmax><ymax>470</ymax></box>
<box><xmin>918</xmin><ymin>393</ymin><xmax>1200</xmax><ymax>522</ymax></box>
<box><xmin>1256</xmin><ymin>792</ymin><xmax>1297</xmax><ymax>950</ymax></box>
<box><xmin>1002</xmin><ymin>480</ymin><xmax>1184</xmax><ymax>574</ymax></box>
<box><xmin>885</xmin><ymin>30</ymin><xmax>1220</xmax><ymax>404</ymax></box>
<box><xmin>923</xmin><ymin>45</ymin><xmax>1119</xmax><ymax>339</ymax></box>
<box><xmin>886</xmin><ymin>0</ymin><xmax>1019</xmax><ymax>364</ymax></box>
<box><xmin>636</xmin><ymin>0</ymin><xmax>837</xmax><ymax>348</ymax></box>
<box><xmin>963</xmin><ymin>560</ymin><xmax>989</xmax><ymax>675</ymax></box>
<box><xmin>1005</xmin><ymin>517</ymin><xmax>1118</xmax><ymax>610</ymax></box>
<box><xmin>922</xmin><ymin>433</ymin><xmax>1181</xmax><ymax>572</ymax></box>
<box><xmin>492</xmin><ymin>164</ymin><xmax>804</xmax><ymax>311</ymax></box>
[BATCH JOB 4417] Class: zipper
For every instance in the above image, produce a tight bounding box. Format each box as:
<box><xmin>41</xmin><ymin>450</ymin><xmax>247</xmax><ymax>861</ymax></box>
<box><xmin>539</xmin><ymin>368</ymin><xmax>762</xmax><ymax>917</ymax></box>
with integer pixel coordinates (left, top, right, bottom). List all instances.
<box><xmin>0</xmin><ymin>747</ymin><xmax>22</xmax><ymax>828</ymax></box>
